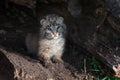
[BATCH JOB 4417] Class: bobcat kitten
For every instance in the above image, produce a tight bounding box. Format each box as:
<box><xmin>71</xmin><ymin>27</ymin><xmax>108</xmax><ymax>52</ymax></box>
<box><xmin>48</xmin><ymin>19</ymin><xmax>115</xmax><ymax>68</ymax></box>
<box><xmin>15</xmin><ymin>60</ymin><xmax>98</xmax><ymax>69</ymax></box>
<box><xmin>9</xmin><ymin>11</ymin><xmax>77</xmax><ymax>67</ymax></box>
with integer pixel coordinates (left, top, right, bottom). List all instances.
<box><xmin>26</xmin><ymin>14</ymin><xmax>66</xmax><ymax>65</ymax></box>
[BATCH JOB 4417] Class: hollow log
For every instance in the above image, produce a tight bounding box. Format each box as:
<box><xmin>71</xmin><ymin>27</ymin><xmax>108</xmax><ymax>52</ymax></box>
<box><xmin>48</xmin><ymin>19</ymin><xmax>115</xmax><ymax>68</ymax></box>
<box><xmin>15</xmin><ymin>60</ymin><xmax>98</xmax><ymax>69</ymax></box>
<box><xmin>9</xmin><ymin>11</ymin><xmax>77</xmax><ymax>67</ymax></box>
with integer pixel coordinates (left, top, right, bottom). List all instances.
<box><xmin>0</xmin><ymin>48</ymin><xmax>74</xmax><ymax>80</ymax></box>
<box><xmin>83</xmin><ymin>16</ymin><xmax>120</xmax><ymax>77</ymax></box>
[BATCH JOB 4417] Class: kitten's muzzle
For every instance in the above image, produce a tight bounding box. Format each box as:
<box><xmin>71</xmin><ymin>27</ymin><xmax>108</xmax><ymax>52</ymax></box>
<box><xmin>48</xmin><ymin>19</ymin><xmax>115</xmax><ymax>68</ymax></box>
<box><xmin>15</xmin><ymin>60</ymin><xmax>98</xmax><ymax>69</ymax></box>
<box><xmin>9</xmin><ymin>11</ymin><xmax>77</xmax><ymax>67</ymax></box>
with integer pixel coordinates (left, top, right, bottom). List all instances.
<box><xmin>52</xmin><ymin>31</ymin><xmax>58</xmax><ymax>36</ymax></box>
<box><xmin>52</xmin><ymin>31</ymin><xmax>59</xmax><ymax>39</ymax></box>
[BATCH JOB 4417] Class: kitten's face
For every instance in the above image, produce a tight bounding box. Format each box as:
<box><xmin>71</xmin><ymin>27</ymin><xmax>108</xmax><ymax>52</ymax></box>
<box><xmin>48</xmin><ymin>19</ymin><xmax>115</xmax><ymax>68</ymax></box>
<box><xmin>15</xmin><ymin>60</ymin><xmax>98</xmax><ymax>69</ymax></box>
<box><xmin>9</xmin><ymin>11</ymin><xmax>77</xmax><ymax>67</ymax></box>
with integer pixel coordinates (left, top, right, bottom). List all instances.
<box><xmin>40</xmin><ymin>14</ymin><xmax>66</xmax><ymax>40</ymax></box>
<box><xmin>44</xmin><ymin>23</ymin><xmax>65</xmax><ymax>40</ymax></box>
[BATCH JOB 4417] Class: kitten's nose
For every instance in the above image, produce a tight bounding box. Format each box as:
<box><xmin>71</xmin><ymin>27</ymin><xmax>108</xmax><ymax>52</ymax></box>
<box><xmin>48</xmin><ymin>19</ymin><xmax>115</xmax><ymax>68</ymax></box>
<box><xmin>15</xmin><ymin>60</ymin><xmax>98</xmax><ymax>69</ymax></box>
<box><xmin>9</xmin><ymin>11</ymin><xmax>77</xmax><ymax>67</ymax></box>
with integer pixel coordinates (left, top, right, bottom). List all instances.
<box><xmin>52</xmin><ymin>31</ymin><xmax>58</xmax><ymax>39</ymax></box>
<box><xmin>52</xmin><ymin>31</ymin><xmax>58</xmax><ymax>37</ymax></box>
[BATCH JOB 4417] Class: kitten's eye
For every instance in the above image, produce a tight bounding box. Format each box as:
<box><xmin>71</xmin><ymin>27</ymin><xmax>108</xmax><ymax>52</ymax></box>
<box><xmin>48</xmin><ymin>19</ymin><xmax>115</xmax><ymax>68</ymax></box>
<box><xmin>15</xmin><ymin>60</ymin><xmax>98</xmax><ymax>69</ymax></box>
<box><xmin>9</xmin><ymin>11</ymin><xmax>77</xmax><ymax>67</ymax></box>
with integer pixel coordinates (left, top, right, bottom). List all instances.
<box><xmin>57</xmin><ymin>26</ymin><xmax>61</xmax><ymax>30</ymax></box>
<box><xmin>47</xmin><ymin>27</ymin><xmax>52</xmax><ymax>31</ymax></box>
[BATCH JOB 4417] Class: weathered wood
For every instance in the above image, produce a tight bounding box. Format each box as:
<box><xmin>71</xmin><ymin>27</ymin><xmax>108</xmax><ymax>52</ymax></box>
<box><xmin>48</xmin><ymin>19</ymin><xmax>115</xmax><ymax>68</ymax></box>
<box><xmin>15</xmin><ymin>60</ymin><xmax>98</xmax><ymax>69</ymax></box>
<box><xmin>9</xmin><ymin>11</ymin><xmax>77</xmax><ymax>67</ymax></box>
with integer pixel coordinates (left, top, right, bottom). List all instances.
<box><xmin>0</xmin><ymin>47</ymin><xmax>75</xmax><ymax>80</ymax></box>
<box><xmin>8</xmin><ymin>0</ymin><xmax>36</xmax><ymax>9</ymax></box>
<box><xmin>83</xmin><ymin>16</ymin><xmax>120</xmax><ymax>77</ymax></box>
<box><xmin>107</xmin><ymin>16</ymin><xmax>120</xmax><ymax>33</ymax></box>
<box><xmin>7</xmin><ymin>0</ymin><xmax>67</xmax><ymax>9</ymax></box>
<box><xmin>0</xmin><ymin>51</ymin><xmax>14</xmax><ymax>80</ymax></box>
<box><xmin>65</xmin><ymin>13</ymin><xmax>120</xmax><ymax>77</ymax></box>
<box><xmin>0</xmin><ymin>48</ymin><xmax>52</xmax><ymax>80</ymax></box>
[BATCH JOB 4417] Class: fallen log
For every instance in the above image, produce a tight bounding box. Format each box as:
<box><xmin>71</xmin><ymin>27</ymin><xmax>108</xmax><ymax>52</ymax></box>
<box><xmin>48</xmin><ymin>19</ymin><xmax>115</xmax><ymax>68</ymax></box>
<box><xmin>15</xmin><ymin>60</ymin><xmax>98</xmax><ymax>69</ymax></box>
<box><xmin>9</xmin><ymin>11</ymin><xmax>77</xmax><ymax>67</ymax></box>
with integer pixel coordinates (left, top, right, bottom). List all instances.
<box><xmin>0</xmin><ymin>48</ymin><xmax>52</xmax><ymax>80</ymax></box>
<box><xmin>66</xmin><ymin>13</ymin><xmax>120</xmax><ymax>77</ymax></box>
<box><xmin>0</xmin><ymin>47</ymin><xmax>75</xmax><ymax>80</ymax></box>
<box><xmin>83</xmin><ymin>16</ymin><xmax>120</xmax><ymax>77</ymax></box>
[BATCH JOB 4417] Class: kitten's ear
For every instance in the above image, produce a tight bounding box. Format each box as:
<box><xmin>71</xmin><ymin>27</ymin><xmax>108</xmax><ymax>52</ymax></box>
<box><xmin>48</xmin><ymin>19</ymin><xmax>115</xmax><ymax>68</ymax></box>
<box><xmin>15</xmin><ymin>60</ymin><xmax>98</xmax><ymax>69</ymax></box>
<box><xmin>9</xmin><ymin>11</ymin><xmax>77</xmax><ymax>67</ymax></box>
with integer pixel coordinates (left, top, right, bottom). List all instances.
<box><xmin>40</xmin><ymin>19</ymin><xmax>46</xmax><ymax>25</ymax></box>
<box><xmin>57</xmin><ymin>17</ymin><xmax>64</xmax><ymax>24</ymax></box>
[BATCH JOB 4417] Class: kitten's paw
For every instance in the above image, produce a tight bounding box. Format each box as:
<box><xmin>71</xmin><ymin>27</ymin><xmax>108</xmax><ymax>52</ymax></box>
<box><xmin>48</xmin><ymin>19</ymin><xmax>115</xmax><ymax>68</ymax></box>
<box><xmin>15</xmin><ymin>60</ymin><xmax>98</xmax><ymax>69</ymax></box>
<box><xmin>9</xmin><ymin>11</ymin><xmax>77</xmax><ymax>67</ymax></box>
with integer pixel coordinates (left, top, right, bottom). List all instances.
<box><xmin>51</xmin><ymin>57</ymin><xmax>63</xmax><ymax>64</ymax></box>
<box><xmin>38</xmin><ymin>57</ymin><xmax>52</xmax><ymax>68</ymax></box>
<box><xmin>44</xmin><ymin>60</ymin><xmax>52</xmax><ymax>68</ymax></box>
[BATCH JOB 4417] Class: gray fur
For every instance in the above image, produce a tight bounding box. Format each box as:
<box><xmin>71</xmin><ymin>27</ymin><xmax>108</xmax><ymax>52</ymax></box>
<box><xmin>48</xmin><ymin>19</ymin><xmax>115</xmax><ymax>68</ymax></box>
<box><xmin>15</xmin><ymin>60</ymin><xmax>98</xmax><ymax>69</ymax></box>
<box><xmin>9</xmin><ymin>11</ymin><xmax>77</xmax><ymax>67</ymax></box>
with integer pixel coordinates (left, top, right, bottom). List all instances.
<box><xmin>25</xmin><ymin>14</ymin><xmax>66</xmax><ymax>64</ymax></box>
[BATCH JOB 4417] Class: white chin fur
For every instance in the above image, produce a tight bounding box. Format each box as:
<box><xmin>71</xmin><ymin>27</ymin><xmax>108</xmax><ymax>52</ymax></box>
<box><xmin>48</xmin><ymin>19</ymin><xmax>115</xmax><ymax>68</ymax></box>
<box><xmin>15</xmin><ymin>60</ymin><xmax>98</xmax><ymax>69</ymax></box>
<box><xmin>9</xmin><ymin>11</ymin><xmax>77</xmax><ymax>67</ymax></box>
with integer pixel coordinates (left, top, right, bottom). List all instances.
<box><xmin>54</xmin><ymin>36</ymin><xmax>58</xmax><ymax>39</ymax></box>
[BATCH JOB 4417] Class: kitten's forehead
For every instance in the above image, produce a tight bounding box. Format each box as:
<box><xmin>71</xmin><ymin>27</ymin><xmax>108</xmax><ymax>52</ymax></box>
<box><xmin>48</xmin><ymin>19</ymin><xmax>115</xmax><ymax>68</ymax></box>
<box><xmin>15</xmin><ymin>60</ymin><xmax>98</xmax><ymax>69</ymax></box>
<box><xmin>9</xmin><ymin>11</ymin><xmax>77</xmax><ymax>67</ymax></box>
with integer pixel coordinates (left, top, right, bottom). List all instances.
<box><xmin>46</xmin><ymin>14</ymin><xmax>63</xmax><ymax>24</ymax></box>
<box><xmin>46</xmin><ymin>18</ymin><xmax>58</xmax><ymax>24</ymax></box>
<box><xmin>45</xmin><ymin>20</ymin><xmax>61</xmax><ymax>27</ymax></box>
<box><xmin>46</xmin><ymin>14</ymin><xmax>57</xmax><ymax>20</ymax></box>
<box><xmin>41</xmin><ymin>14</ymin><xmax>66</xmax><ymax>29</ymax></box>
<box><xmin>47</xmin><ymin>23</ymin><xmax>59</xmax><ymax>29</ymax></box>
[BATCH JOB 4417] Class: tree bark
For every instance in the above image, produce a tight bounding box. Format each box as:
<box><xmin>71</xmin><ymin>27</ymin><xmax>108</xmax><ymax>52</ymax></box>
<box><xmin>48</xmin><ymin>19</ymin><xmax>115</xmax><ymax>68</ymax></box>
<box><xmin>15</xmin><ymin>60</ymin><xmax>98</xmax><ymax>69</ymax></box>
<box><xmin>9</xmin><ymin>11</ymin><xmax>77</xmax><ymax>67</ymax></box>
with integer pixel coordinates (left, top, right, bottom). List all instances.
<box><xmin>83</xmin><ymin>16</ymin><xmax>120</xmax><ymax>77</ymax></box>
